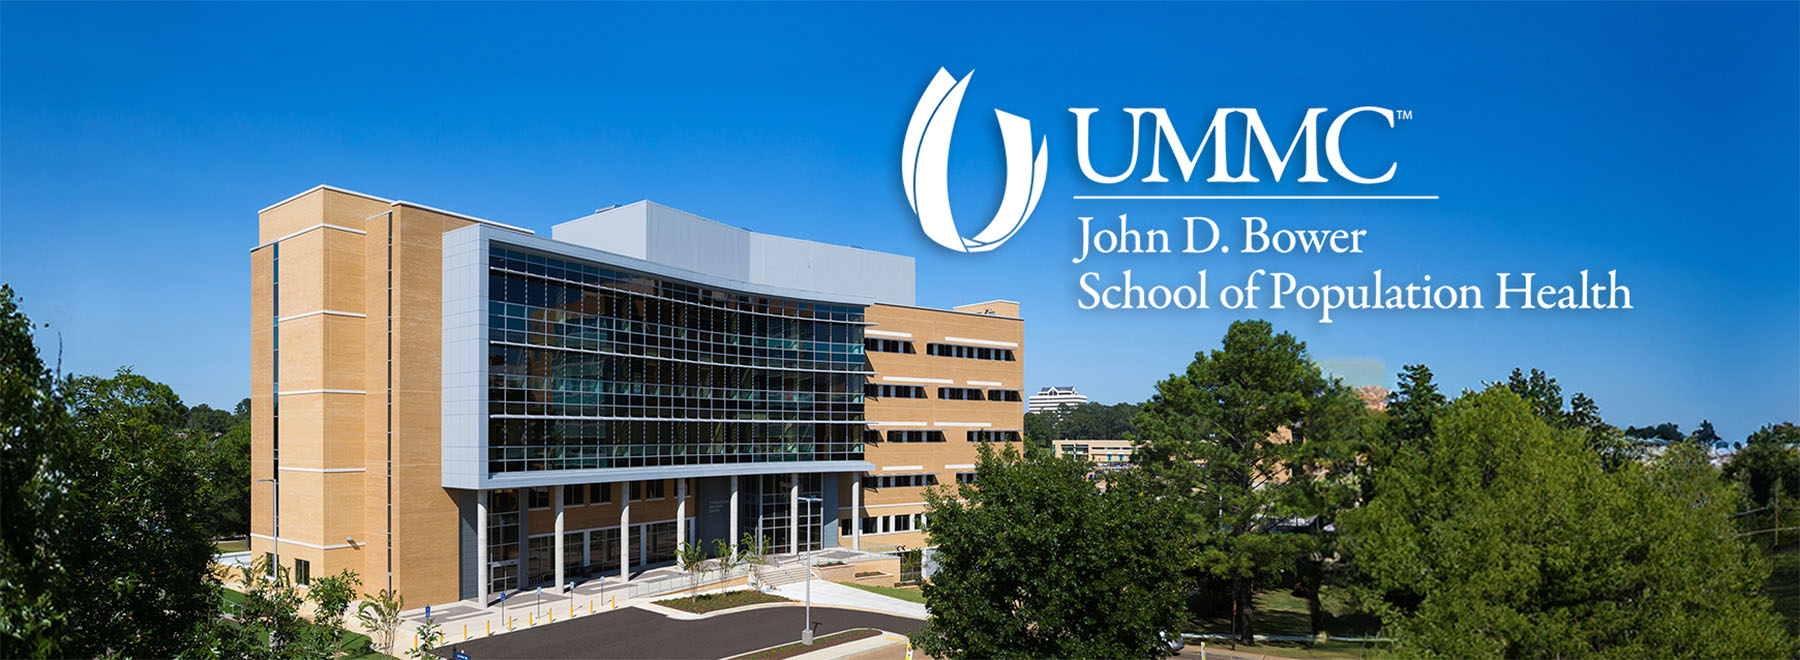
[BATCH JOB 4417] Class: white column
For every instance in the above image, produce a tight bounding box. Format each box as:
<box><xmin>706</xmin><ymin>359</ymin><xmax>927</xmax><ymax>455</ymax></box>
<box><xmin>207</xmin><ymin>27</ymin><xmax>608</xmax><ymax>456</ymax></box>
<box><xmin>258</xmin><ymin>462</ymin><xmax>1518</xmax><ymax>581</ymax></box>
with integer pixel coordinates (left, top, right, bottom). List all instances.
<box><xmin>675</xmin><ymin>479</ymin><xmax>688</xmax><ymax>553</ymax></box>
<box><xmin>789</xmin><ymin>473</ymin><xmax>800</xmax><ymax>555</ymax></box>
<box><xmin>851</xmin><ymin>473</ymin><xmax>862</xmax><ymax>551</ymax></box>
<box><xmin>516</xmin><ymin>489</ymin><xmax>529</xmax><ymax>589</ymax></box>
<box><xmin>729</xmin><ymin>476</ymin><xmax>740</xmax><ymax>561</ymax></box>
<box><xmin>477</xmin><ymin>490</ymin><xmax>489</xmax><ymax>606</ymax></box>
<box><xmin>620</xmin><ymin>487</ymin><xmax>632</xmax><ymax>581</ymax></box>
<box><xmin>553</xmin><ymin>486</ymin><xmax>566</xmax><ymax>591</ymax></box>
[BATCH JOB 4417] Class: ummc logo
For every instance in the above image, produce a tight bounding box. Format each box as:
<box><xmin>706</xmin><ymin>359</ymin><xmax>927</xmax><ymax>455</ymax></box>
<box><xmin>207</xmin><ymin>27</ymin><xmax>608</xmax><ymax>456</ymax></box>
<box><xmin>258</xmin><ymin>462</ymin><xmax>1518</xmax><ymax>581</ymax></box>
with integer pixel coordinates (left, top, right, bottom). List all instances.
<box><xmin>901</xmin><ymin>67</ymin><xmax>1414</xmax><ymax>253</ymax></box>
<box><xmin>901</xmin><ymin>68</ymin><xmax>1048</xmax><ymax>253</ymax></box>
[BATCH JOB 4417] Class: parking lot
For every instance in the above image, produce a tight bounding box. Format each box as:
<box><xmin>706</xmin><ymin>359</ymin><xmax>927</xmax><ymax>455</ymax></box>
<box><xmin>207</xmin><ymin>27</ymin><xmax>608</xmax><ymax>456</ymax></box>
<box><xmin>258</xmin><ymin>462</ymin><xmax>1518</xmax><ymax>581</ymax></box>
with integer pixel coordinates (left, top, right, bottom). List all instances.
<box><xmin>433</xmin><ymin>603</ymin><xmax>925</xmax><ymax>659</ymax></box>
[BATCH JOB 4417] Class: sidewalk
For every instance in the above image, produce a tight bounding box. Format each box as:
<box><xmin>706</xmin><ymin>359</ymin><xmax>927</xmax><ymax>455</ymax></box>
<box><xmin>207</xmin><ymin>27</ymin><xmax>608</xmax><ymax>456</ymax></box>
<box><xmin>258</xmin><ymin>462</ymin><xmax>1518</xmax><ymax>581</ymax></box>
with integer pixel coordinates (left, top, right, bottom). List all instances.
<box><xmin>768</xmin><ymin>580</ymin><xmax>927</xmax><ymax>620</ymax></box>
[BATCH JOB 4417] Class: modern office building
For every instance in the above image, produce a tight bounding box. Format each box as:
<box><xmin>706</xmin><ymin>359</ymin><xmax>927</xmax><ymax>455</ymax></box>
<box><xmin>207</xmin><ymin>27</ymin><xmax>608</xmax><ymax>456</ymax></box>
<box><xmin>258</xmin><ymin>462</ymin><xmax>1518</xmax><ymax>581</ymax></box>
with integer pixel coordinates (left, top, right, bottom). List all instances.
<box><xmin>1027</xmin><ymin>385</ymin><xmax>1088</xmax><ymax>414</ymax></box>
<box><xmin>248</xmin><ymin>186</ymin><xmax>1022</xmax><ymax>607</ymax></box>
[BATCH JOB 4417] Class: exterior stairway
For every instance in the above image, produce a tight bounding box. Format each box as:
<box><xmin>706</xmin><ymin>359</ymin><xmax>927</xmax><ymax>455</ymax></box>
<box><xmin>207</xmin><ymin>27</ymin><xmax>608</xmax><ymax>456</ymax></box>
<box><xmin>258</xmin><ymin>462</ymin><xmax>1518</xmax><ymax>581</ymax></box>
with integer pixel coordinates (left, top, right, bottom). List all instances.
<box><xmin>755</xmin><ymin>563</ymin><xmax>813</xmax><ymax>587</ymax></box>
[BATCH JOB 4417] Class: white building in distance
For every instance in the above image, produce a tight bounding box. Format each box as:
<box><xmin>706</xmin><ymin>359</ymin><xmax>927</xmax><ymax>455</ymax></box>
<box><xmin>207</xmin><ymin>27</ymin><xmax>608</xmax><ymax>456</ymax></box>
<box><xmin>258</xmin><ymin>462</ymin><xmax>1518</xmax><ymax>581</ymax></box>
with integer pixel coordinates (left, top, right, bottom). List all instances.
<box><xmin>1028</xmin><ymin>386</ymin><xmax>1089</xmax><ymax>414</ymax></box>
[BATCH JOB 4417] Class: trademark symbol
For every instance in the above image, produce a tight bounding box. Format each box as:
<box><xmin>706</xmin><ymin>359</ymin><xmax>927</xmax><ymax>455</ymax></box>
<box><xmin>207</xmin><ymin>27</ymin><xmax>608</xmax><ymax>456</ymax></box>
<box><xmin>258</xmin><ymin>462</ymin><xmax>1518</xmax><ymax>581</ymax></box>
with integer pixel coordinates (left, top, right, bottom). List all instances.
<box><xmin>1396</xmin><ymin>109</ymin><xmax>1414</xmax><ymax>120</ymax></box>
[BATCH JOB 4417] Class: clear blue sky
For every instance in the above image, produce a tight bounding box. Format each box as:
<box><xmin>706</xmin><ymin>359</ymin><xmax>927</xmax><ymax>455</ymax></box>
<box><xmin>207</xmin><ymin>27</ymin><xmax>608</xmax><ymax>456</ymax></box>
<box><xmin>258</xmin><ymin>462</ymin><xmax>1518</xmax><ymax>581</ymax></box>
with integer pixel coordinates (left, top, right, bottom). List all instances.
<box><xmin>3</xmin><ymin>2</ymin><xmax>1795</xmax><ymax>441</ymax></box>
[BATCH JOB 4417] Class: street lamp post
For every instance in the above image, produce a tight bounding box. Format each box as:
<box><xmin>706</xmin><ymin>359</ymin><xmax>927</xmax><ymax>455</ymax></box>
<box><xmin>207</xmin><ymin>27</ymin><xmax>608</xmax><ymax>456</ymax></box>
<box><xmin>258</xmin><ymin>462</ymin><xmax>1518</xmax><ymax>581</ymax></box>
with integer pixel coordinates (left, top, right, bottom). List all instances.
<box><xmin>798</xmin><ymin>495</ymin><xmax>823</xmax><ymax>645</ymax></box>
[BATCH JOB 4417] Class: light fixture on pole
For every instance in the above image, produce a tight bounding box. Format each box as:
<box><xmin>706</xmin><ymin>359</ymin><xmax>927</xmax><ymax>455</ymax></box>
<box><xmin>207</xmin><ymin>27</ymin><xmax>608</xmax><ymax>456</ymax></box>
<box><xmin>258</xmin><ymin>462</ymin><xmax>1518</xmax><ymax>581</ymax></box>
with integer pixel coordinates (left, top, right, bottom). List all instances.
<box><xmin>798</xmin><ymin>495</ymin><xmax>823</xmax><ymax>645</ymax></box>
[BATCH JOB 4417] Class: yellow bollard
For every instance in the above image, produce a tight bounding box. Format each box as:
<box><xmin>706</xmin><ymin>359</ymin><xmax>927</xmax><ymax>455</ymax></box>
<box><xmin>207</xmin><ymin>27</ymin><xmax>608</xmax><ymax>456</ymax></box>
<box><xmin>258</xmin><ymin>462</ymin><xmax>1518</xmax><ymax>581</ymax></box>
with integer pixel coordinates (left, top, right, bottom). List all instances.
<box><xmin>529</xmin><ymin>612</ymin><xmax>534</xmax><ymax>626</ymax></box>
<box><xmin>550</xmin><ymin>610</ymin><xmax>554</xmax><ymax>623</ymax></box>
<box><xmin>487</xmin><ymin>621</ymin><xmax>491</xmax><ymax>636</ymax></box>
<box><xmin>463</xmin><ymin>623</ymin><xmax>468</xmax><ymax>641</ymax></box>
<box><xmin>588</xmin><ymin>599</ymin><xmax>594</xmax><ymax>613</ymax></box>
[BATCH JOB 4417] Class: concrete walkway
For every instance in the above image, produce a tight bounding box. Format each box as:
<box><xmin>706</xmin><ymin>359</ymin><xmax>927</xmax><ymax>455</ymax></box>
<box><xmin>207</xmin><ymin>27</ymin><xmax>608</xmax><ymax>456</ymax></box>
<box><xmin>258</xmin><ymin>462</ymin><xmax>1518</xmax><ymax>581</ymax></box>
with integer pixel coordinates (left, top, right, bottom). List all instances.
<box><xmin>769</xmin><ymin>580</ymin><xmax>927</xmax><ymax>620</ymax></box>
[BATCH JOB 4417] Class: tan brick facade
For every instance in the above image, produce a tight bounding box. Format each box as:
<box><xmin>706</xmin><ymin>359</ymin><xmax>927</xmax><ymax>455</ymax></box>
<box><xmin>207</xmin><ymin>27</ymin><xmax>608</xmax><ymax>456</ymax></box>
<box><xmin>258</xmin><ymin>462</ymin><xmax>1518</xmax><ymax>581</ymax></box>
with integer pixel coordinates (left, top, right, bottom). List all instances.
<box><xmin>251</xmin><ymin>186</ymin><xmax>1024</xmax><ymax>606</ymax></box>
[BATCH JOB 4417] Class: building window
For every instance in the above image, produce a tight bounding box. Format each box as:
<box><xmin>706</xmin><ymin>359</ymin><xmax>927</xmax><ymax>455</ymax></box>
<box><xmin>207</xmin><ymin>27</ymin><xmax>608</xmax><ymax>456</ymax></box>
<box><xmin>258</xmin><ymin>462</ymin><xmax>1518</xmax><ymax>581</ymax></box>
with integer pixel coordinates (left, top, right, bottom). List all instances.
<box><xmin>937</xmin><ymin>387</ymin><xmax>985</xmax><ymax>401</ymax></box>
<box><xmin>969</xmin><ymin>430</ymin><xmax>1022</xmax><ymax>443</ymax></box>
<box><xmin>956</xmin><ymin>472</ymin><xmax>978</xmax><ymax>485</ymax></box>
<box><xmin>864</xmin><ymin>384</ymin><xmax>926</xmax><ymax>399</ymax></box>
<box><xmin>985</xmin><ymin>389</ymin><xmax>1022</xmax><ymax>402</ymax></box>
<box><xmin>528</xmin><ymin>487</ymin><xmax>551</xmax><ymax>509</ymax></box>
<box><xmin>840</xmin><ymin>518</ymin><xmax>852</xmax><ymax>537</ymax></box>
<box><xmin>294</xmin><ymin>558</ymin><xmax>311</xmax><ymax>586</ymax></box>
<box><xmin>264</xmin><ymin>552</ymin><xmax>275</xmax><ymax>577</ymax></box>
<box><xmin>884</xmin><ymin>430</ymin><xmax>946</xmax><ymax>443</ymax></box>
<box><xmin>590</xmin><ymin>483</ymin><xmax>612</xmax><ymax>504</ymax></box>
<box><xmin>563</xmin><ymin>485</ymin><xmax>585</xmax><ymax>507</ymax></box>
<box><xmin>926</xmin><ymin>343</ymin><xmax>1016</xmax><ymax>361</ymax></box>
<box><xmin>481</xmin><ymin>245</ymin><xmax>868</xmax><ymax>475</ymax></box>
<box><xmin>870</xmin><ymin>473</ymin><xmax>938</xmax><ymax>489</ymax></box>
<box><xmin>631</xmin><ymin>480</ymin><xmax>666</xmax><ymax>501</ymax></box>
<box><xmin>864</xmin><ymin>338</ymin><xmax>916</xmax><ymax>354</ymax></box>
<box><xmin>590</xmin><ymin>528</ymin><xmax>621</xmax><ymax>572</ymax></box>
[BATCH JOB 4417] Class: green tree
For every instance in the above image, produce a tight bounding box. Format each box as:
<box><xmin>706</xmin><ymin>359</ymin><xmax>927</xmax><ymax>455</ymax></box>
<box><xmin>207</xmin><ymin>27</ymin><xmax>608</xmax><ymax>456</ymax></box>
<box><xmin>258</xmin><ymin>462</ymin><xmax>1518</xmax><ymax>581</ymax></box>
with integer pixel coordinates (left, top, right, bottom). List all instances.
<box><xmin>204</xmin><ymin>419</ymin><xmax>253</xmax><ymax>535</ymax></box>
<box><xmin>1385</xmin><ymin>364</ymin><xmax>1445</xmax><ymax>447</ymax></box>
<box><xmin>186</xmin><ymin>403</ymin><xmax>236</xmax><ymax>438</ymax></box>
<box><xmin>0</xmin><ymin>285</ymin><xmax>80</xmax><ymax>657</ymax></box>
<box><xmin>1726</xmin><ymin>422</ymin><xmax>1800</xmax><ymax>509</ymax></box>
<box><xmin>1</xmin><ymin>284</ymin><xmax>222</xmax><ymax>658</ymax></box>
<box><xmin>1022</xmin><ymin>410</ymin><xmax>1053</xmax><ymax>448</ymax></box>
<box><xmin>1691</xmin><ymin>418</ymin><xmax>1726</xmax><ymax>450</ymax></box>
<box><xmin>1130</xmin><ymin>319</ymin><xmax>1336</xmax><ymax>643</ymax></box>
<box><xmin>738</xmin><ymin>533</ymin><xmax>771</xmax><ymax>590</ymax></box>
<box><xmin>356</xmin><ymin>588</ymin><xmax>405</xmax><ymax>656</ymax></box>
<box><xmin>307</xmin><ymin>569</ymin><xmax>362</xmax><ymax>654</ymax></box>
<box><xmin>1342</xmin><ymin>387</ymin><xmax>1794</xmax><ymax>658</ymax></box>
<box><xmin>231</xmin><ymin>556</ymin><xmax>327</xmax><ymax>658</ymax></box>
<box><xmin>677</xmin><ymin>541</ymin><xmax>708</xmax><ymax>596</ymax></box>
<box><xmin>916</xmin><ymin>443</ymin><xmax>1187</xmax><ymax>659</ymax></box>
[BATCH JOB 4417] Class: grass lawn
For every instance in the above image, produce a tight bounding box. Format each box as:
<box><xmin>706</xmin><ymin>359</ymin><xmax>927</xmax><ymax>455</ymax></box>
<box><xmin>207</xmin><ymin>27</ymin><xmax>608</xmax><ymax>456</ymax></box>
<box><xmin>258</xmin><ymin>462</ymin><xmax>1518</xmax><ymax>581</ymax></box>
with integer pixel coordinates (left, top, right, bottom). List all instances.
<box><xmin>836</xmin><ymin>581</ymin><xmax>926</xmax><ymax>604</ymax></box>
<box><xmin>1184</xmin><ymin>588</ymin><xmax>1387</xmax><ymax>660</ymax></box>
<box><xmin>655</xmin><ymin>589</ymin><xmax>792</xmax><ymax>614</ymax></box>
<box><xmin>728</xmin><ymin>628</ymin><xmax>881</xmax><ymax>660</ymax></box>
<box><xmin>214</xmin><ymin>538</ymin><xmax>250</xmax><ymax>553</ymax></box>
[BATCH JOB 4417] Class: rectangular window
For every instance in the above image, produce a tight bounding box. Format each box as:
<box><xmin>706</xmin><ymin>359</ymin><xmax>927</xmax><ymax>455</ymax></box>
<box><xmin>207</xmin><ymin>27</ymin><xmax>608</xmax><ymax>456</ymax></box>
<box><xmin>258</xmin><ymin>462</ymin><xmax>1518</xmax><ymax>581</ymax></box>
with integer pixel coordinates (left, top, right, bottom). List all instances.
<box><xmin>294</xmin><ymin>558</ymin><xmax>311</xmax><ymax>586</ymax></box>
<box><xmin>985</xmin><ymin>389</ymin><xmax>1023</xmax><ymax>402</ymax></box>
<box><xmin>840</xmin><ymin>518</ymin><xmax>852</xmax><ymax>537</ymax></box>
<box><xmin>528</xmin><ymin>487</ymin><xmax>551</xmax><ymax>509</ymax></box>
<box><xmin>644</xmin><ymin>479</ymin><xmax>666</xmax><ymax>500</ymax></box>
<box><xmin>864</xmin><ymin>384</ymin><xmax>926</xmax><ymax>399</ymax></box>
<box><xmin>926</xmin><ymin>343</ymin><xmax>1015</xmax><ymax>361</ymax></box>
<box><xmin>969</xmin><ymin>430</ymin><xmax>1023</xmax><ymax>443</ymax></box>
<box><xmin>937</xmin><ymin>387</ymin><xmax>985</xmax><ymax>401</ymax></box>
<box><xmin>864</xmin><ymin>338</ymin><xmax>916</xmax><ymax>354</ymax></box>
<box><xmin>885</xmin><ymin>430</ymin><xmax>946</xmax><ymax>443</ymax></box>
<box><xmin>870</xmin><ymin>474</ymin><xmax>938</xmax><ymax>489</ymax></box>
<box><xmin>563</xmin><ymin>485</ymin><xmax>585</xmax><ymax>507</ymax></box>
<box><xmin>590</xmin><ymin>483</ymin><xmax>612</xmax><ymax>504</ymax></box>
<box><xmin>956</xmin><ymin>472</ymin><xmax>978</xmax><ymax>485</ymax></box>
<box><xmin>264</xmin><ymin>552</ymin><xmax>275</xmax><ymax>577</ymax></box>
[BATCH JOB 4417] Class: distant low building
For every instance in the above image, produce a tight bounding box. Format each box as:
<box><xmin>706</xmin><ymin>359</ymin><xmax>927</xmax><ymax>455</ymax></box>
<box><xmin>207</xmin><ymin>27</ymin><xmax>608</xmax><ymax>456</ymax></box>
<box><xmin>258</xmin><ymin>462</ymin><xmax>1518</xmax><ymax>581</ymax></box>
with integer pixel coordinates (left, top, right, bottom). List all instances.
<box><xmin>1029</xmin><ymin>386</ymin><xmax>1089</xmax><ymax>414</ymax></box>
<box><xmin>1053</xmin><ymin>439</ymin><xmax>1134</xmax><ymax>470</ymax></box>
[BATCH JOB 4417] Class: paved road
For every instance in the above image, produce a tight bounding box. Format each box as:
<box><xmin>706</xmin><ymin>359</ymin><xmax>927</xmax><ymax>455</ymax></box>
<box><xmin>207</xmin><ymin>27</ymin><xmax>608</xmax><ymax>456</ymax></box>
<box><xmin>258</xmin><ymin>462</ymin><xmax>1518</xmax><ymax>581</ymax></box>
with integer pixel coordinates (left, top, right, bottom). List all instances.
<box><xmin>435</xmin><ymin>604</ymin><xmax>925</xmax><ymax>660</ymax></box>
